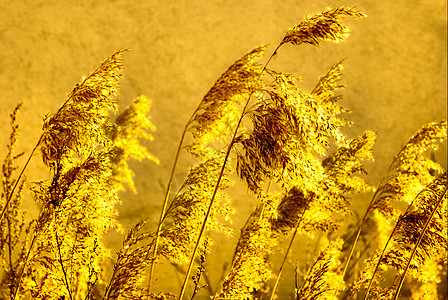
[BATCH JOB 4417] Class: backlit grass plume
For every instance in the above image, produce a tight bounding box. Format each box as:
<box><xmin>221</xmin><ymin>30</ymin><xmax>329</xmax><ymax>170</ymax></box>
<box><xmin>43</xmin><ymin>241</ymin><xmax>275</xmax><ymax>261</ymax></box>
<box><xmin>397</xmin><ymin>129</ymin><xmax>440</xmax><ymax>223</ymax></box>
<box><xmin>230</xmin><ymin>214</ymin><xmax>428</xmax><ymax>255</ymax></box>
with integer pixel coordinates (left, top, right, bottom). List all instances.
<box><xmin>281</xmin><ymin>6</ymin><xmax>366</xmax><ymax>46</ymax></box>
<box><xmin>145</xmin><ymin>46</ymin><xmax>266</xmax><ymax>295</ymax></box>
<box><xmin>158</xmin><ymin>151</ymin><xmax>234</xmax><ymax>265</ymax></box>
<box><xmin>9</xmin><ymin>51</ymin><xmax>129</xmax><ymax>298</ymax></box>
<box><xmin>341</xmin><ymin>120</ymin><xmax>447</xmax><ymax>292</ymax></box>
<box><xmin>145</xmin><ymin>46</ymin><xmax>266</xmax><ymax>297</ymax></box>
<box><xmin>1</xmin><ymin>5</ymin><xmax>446</xmax><ymax>300</ymax></box>
<box><xmin>188</xmin><ymin>46</ymin><xmax>265</xmax><ymax>158</ymax></box>
<box><xmin>156</xmin><ymin>46</ymin><xmax>265</xmax><ymax>264</ymax></box>
<box><xmin>108</xmin><ymin>95</ymin><xmax>159</xmax><ymax>192</ymax></box>
<box><xmin>296</xmin><ymin>239</ymin><xmax>345</xmax><ymax>300</ymax></box>
<box><xmin>371</xmin><ymin>120</ymin><xmax>447</xmax><ymax>217</ymax></box>
<box><xmin>40</xmin><ymin>50</ymin><xmax>125</xmax><ymax>169</ymax></box>
<box><xmin>0</xmin><ymin>50</ymin><xmax>157</xmax><ymax>299</ymax></box>
<box><xmin>219</xmin><ymin>7</ymin><xmax>373</xmax><ymax>299</ymax></box>
<box><xmin>214</xmin><ymin>193</ymin><xmax>279</xmax><ymax>299</ymax></box>
<box><xmin>362</xmin><ymin>171</ymin><xmax>447</xmax><ymax>299</ymax></box>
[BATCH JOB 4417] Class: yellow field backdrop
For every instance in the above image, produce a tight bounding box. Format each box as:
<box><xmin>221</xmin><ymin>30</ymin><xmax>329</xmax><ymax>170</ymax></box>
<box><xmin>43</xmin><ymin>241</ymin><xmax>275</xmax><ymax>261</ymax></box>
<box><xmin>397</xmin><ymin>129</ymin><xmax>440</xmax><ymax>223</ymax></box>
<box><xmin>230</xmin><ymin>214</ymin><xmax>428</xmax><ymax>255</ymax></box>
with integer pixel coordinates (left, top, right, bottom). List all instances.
<box><xmin>0</xmin><ymin>0</ymin><xmax>446</xmax><ymax>298</ymax></box>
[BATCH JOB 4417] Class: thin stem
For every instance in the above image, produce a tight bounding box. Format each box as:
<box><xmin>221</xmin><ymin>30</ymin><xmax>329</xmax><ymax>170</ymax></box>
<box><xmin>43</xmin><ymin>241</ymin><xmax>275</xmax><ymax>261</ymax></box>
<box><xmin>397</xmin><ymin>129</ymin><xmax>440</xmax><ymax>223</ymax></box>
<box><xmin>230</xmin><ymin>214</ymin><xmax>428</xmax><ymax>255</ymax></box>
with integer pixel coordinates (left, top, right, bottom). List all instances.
<box><xmin>84</xmin><ymin>275</ymin><xmax>98</xmax><ymax>300</ymax></box>
<box><xmin>340</xmin><ymin>184</ymin><xmax>381</xmax><ymax>280</ymax></box>
<box><xmin>0</xmin><ymin>85</ymin><xmax>78</xmax><ymax>224</ymax></box>
<box><xmin>7</xmin><ymin>218</ymin><xmax>14</xmax><ymax>283</ymax></box>
<box><xmin>178</xmin><ymin>44</ymin><xmax>282</xmax><ymax>300</ymax></box>
<box><xmin>190</xmin><ymin>255</ymin><xmax>207</xmax><ymax>299</ymax></box>
<box><xmin>56</xmin><ymin>232</ymin><xmax>74</xmax><ymax>300</ymax></box>
<box><xmin>294</xmin><ymin>266</ymin><xmax>299</xmax><ymax>299</ymax></box>
<box><xmin>392</xmin><ymin>187</ymin><xmax>447</xmax><ymax>300</ymax></box>
<box><xmin>12</xmin><ymin>233</ymin><xmax>37</xmax><ymax>300</ymax></box>
<box><xmin>195</xmin><ymin>255</ymin><xmax>215</xmax><ymax>296</ymax></box>
<box><xmin>146</xmin><ymin>122</ymin><xmax>187</xmax><ymax>291</ymax></box>
<box><xmin>391</xmin><ymin>273</ymin><xmax>400</xmax><ymax>288</ymax></box>
<box><xmin>0</xmin><ymin>136</ymin><xmax>42</xmax><ymax>224</ymax></box>
<box><xmin>269</xmin><ymin>211</ymin><xmax>305</xmax><ymax>300</ymax></box>
<box><xmin>178</xmin><ymin>100</ymin><xmax>248</xmax><ymax>300</ymax></box>
<box><xmin>84</xmin><ymin>242</ymin><xmax>99</xmax><ymax>300</ymax></box>
<box><xmin>339</xmin><ymin>156</ymin><xmax>400</xmax><ymax>286</ymax></box>
<box><xmin>146</xmin><ymin>106</ymin><xmax>200</xmax><ymax>295</ymax></box>
<box><xmin>68</xmin><ymin>231</ymin><xmax>80</xmax><ymax>290</ymax></box>
<box><xmin>362</xmin><ymin>226</ymin><xmax>395</xmax><ymax>300</ymax></box>
<box><xmin>103</xmin><ymin>261</ymin><xmax>119</xmax><ymax>299</ymax></box>
<box><xmin>363</xmin><ymin>183</ymin><xmax>446</xmax><ymax>299</ymax></box>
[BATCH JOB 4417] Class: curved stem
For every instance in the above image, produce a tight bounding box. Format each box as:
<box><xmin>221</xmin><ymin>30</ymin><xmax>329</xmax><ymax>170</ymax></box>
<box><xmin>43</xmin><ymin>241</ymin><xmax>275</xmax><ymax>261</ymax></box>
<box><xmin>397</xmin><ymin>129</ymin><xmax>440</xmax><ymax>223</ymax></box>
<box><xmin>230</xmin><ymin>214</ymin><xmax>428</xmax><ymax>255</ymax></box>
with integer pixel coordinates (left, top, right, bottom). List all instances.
<box><xmin>178</xmin><ymin>44</ymin><xmax>281</xmax><ymax>300</ymax></box>
<box><xmin>12</xmin><ymin>233</ymin><xmax>37</xmax><ymax>300</ymax></box>
<box><xmin>269</xmin><ymin>229</ymin><xmax>297</xmax><ymax>299</ymax></box>
<box><xmin>178</xmin><ymin>97</ymin><xmax>250</xmax><ymax>300</ymax></box>
<box><xmin>56</xmin><ymin>232</ymin><xmax>73</xmax><ymax>300</ymax></box>
<box><xmin>0</xmin><ymin>87</ymin><xmax>76</xmax><ymax>224</ymax></box>
<box><xmin>363</xmin><ymin>182</ymin><xmax>446</xmax><ymax>299</ymax></box>
<box><xmin>338</xmin><ymin>155</ymin><xmax>401</xmax><ymax>287</ymax></box>
<box><xmin>269</xmin><ymin>210</ymin><xmax>305</xmax><ymax>300</ymax></box>
<box><xmin>362</xmin><ymin>226</ymin><xmax>395</xmax><ymax>299</ymax></box>
<box><xmin>146</xmin><ymin>111</ymin><xmax>197</xmax><ymax>294</ymax></box>
<box><xmin>340</xmin><ymin>205</ymin><xmax>372</xmax><ymax>279</ymax></box>
<box><xmin>7</xmin><ymin>218</ymin><xmax>14</xmax><ymax>282</ymax></box>
<box><xmin>334</xmin><ymin>187</ymin><xmax>380</xmax><ymax>298</ymax></box>
<box><xmin>103</xmin><ymin>260</ymin><xmax>119</xmax><ymax>299</ymax></box>
<box><xmin>392</xmin><ymin>187</ymin><xmax>447</xmax><ymax>300</ymax></box>
<box><xmin>0</xmin><ymin>135</ymin><xmax>43</xmax><ymax>224</ymax></box>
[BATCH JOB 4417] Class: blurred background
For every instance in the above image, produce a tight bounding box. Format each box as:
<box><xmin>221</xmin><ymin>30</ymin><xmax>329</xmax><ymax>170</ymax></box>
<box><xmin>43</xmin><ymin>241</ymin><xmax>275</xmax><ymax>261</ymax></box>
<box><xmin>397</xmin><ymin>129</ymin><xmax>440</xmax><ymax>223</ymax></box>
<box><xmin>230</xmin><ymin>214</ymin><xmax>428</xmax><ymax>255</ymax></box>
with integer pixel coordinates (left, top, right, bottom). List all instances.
<box><xmin>0</xmin><ymin>0</ymin><xmax>446</xmax><ymax>298</ymax></box>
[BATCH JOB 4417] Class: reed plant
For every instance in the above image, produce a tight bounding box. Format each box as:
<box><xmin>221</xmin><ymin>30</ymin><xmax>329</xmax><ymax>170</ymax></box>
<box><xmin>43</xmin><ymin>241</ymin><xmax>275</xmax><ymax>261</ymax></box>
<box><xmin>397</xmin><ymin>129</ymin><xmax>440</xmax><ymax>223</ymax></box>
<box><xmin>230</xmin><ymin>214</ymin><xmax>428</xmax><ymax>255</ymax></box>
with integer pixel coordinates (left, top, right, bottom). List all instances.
<box><xmin>0</xmin><ymin>6</ymin><xmax>446</xmax><ymax>300</ymax></box>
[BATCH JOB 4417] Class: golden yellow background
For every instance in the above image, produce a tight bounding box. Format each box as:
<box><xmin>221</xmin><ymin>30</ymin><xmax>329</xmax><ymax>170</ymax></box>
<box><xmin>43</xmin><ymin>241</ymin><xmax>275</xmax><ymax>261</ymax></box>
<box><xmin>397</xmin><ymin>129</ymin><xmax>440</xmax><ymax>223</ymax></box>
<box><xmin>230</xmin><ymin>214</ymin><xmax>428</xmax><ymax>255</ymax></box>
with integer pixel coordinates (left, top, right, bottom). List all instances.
<box><xmin>0</xmin><ymin>0</ymin><xmax>446</xmax><ymax>297</ymax></box>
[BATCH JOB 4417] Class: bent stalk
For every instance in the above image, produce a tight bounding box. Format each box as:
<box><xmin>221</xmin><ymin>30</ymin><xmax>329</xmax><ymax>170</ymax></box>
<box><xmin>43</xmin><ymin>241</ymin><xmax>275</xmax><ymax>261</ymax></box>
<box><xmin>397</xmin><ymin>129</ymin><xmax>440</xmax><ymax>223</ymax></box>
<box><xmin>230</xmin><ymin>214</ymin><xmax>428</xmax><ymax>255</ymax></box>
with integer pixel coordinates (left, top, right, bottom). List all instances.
<box><xmin>363</xmin><ymin>183</ymin><xmax>446</xmax><ymax>299</ymax></box>
<box><xmin>391</xmin><ymin>187</ymin><xmax>447</xmax><ymax>300</ymax></box>
<box><xmin>178</xmin><ymin>44</ymin><xmax>281</xmax><ymax>299</ymax></box>
<box><xmin>0</xmin><ymin>136</ymin><xmax>42</xmax><ymax>223</ymax></box>
<box><xmin>269</xmin><ymin>213</ymin><xmax>305</xmax><ymax>300</ymax></box>
<box><xmin>146</xmin><ymin>110</ymin><xmax>198</xmax><ymax>294</ymax></box>
<box><xmin>0</xmin><ymin>81</ymin><xmax>90</xmax><ymax>224</ymax></box>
